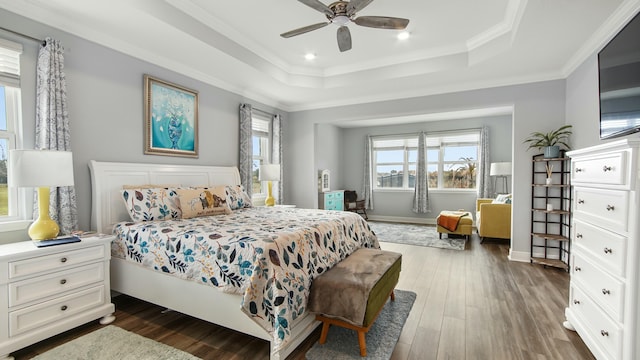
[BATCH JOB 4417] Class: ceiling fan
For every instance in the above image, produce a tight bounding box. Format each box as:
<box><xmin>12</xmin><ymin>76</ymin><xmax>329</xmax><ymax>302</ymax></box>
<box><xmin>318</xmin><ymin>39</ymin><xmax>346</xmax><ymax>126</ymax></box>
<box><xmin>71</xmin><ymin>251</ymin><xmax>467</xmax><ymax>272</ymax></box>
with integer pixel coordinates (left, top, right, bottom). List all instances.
<box><xmin>280</xmin><ymin>0</ymin><xmax>410</xmax><ymax>52</ymax></box>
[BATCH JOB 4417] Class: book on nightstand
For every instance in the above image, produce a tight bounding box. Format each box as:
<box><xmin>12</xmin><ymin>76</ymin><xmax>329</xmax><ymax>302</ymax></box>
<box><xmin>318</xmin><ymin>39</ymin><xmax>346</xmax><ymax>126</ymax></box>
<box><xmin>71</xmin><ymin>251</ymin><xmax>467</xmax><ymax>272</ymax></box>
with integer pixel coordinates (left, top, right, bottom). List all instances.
<box><xmin>33</xmin><ymin>235</ymin><xmax>81</xmax><ymax>247</ymax></box>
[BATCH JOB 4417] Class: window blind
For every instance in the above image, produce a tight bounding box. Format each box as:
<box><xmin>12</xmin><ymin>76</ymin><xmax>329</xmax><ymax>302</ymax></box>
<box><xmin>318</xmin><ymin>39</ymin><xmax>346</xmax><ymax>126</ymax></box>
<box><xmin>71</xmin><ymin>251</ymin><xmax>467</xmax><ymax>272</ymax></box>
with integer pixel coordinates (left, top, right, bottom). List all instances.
<box><xmin>0</xmin><ymin>38</ymin><xmax>22</xmax><ymax>87</ymax></box>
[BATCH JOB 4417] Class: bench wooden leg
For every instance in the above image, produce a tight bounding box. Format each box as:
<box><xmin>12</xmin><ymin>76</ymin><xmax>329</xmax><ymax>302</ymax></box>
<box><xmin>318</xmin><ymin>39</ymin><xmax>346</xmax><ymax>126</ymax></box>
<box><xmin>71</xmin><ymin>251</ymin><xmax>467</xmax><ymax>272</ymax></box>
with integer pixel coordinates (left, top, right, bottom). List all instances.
<box><xmin>358</xmin><ymin>330</ymin><xmax>367</xmax><ymax>356</ymax></box>
<box><xmin>319</xmin><ymin>320</ymin><xmax>330</xmax><ymax>344</ymax></box>
<box><xmin>390</xmin><ymin>290</ymin><xmax>395</xmax><ymax>301</ymax></box>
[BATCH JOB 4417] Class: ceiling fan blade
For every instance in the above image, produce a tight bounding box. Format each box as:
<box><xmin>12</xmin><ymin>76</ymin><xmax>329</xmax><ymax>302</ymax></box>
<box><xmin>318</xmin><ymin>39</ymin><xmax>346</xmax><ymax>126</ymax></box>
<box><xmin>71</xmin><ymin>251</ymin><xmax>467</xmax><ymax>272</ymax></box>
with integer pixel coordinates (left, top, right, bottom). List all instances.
<box><xmin>347</xmin><ymin>0</ymin><xmax>374</xmax><ymax>16</ymax></box>
<box><xmin>280</xmin><ymin>22</ymin><xmax>329</xmax><ymax>38</ymax></box>
<box><xmin>337</xmin><ymin>26</ymin><xmax>352</xmax><ymax>52</ymax></box>
<box><xmin>298</xmin><ymin>0</ymin><xmax>334</xmax><ymax>17</ymax></box>
<box><xmin>354</xmin><ymin>16</ymin><xmax>409</xmax><ymax>29</ymax></box>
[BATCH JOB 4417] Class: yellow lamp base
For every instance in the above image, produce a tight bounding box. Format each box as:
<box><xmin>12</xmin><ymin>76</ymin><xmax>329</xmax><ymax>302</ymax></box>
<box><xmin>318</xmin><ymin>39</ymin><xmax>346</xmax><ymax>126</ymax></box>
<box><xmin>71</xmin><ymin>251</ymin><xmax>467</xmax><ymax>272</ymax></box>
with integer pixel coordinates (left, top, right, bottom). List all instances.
<box><xmin>265</xmin><ymin>181</ymin><xmax>275</xmax><ymax>206</ymax></box>
<box><xmin>29</xmin><ymin>187</ymin><xmax>61</xmax><ymax>241</ymax></box>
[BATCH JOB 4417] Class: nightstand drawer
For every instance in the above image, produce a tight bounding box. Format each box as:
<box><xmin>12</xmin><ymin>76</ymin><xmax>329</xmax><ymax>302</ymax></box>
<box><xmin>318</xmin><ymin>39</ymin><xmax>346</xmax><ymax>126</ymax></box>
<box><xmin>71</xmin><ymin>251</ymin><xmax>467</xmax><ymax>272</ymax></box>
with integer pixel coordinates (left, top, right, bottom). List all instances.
<box><xmin>573</xmin><ymin>187</ymin><xmax>628</xmax><ymax>234</ymax></box>
<box><xmin>9</xmin><ymin>262</ymin><xmax>105</xmax><ymax>307</ymax></box>
<box><xmin>9</xmin><ymin>244</ymin><xmax>106</xmax><ymax>279</ymax></box>
<box><xmin>9</xmin><ymin>285</ymin><xmax>106</xmax><ymax>336</ymax></box>
<box><xmin>573</xmin><ymin>219</ymin><xmax>626</xmax><ymax>277</ymax></box>
<box><xmin>571</xmin><ymin>151</ymin><xmax>627</xmax><ymax>186</ymax></box>
<box><xmin>572</xmin><ymin>254</ymin><xmax>624</xmax><ymax>322</ymax></box>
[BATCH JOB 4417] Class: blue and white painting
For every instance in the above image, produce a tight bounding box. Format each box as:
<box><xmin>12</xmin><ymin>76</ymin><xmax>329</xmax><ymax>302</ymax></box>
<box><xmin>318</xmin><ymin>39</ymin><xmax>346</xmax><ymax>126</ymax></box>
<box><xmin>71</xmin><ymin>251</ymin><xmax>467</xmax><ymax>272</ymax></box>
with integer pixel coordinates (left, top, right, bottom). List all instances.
<box><xmin>147</xmin><ymin>78</ymin><xmax>198</xmax><ymax>157</ymax></box>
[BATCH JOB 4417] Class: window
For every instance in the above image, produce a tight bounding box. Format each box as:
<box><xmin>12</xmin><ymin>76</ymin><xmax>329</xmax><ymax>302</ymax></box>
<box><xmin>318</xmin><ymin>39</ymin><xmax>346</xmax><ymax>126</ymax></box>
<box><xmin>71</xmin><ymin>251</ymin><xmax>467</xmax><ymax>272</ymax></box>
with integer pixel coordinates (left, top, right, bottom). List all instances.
<box><xmin>373</xmin><ymin>136</ymin><xmax>417</xmax><ymax>190</ymax></box>
<box><xmin>426</xmin><ymin>131</ymin><xmax>480</xmax><ymax>189</ymax></box>
<box><xmin>0</xmin><ymin>38</ymin><xmax>23</xmax><ymax>222</ymax></box>
<box><xmin>372</xmin><ymin>130</ymin><xmax>480</xmax><ymax>191</ymax></box>
<box><xmin>251</xmin><ymin>115</ymin><xmax>271</xmax><ymax>197</ymax></box>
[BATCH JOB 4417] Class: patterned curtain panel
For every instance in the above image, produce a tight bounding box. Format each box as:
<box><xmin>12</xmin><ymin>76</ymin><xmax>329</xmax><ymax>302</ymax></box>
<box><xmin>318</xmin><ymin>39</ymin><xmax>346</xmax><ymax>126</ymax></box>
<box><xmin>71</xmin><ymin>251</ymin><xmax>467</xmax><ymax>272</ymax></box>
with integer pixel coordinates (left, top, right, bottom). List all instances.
<box><xmin>239</xmin><ymin>103</ymin><xmax>253</xmax><ymax>197</ymax></box>
<box><xmin>35</xmin><ymin>37</ymin><xmax>78</xmax><ymax>234</ymax></box>
<box><xmin>478</xmin><ymin>126</ymin><xmax>491</xmax><ymax>198</ymax></box>
<box><xmin>272</xmin><ymin>114</ymin><xmax>283</xmax><ymax>204</ymax></box>
<box><xmin>413</xmin><ymin>132</ymin><xmax>430</xmax><ymax>213</ymax></box>
<box><xmin>362</xmin><ymin>135</ymin><xmax>374</xmax><ymax>210</ymax></box>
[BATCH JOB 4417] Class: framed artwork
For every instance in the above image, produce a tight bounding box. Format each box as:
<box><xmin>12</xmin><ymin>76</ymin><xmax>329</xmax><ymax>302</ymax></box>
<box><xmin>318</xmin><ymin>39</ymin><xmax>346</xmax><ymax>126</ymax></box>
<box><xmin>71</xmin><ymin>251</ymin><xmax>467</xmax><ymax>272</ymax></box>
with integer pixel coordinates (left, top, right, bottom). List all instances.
<box><xmin>144</xmin><ymin>75</ymin><xmax>199</xmax><ymax>157</ymax></box>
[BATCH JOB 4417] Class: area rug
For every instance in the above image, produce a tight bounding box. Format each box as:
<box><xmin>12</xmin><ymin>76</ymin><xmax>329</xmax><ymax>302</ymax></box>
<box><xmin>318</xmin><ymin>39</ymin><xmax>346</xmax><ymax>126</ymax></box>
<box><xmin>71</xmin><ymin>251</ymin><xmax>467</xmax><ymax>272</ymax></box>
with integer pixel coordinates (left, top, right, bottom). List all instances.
<box><xmin>306</xmin><ymin>289</ymin><xmax>416</xmax><ymax>360</ymax></box>
<box><xmin>367</xmin><ymin>221</ymin><xmax>466</xmax><ymax>250</ymax></box>
<box><xmin>32</xmin><ymin>325</ymin><xmax>200</xmax><ymax>360</ymax></box>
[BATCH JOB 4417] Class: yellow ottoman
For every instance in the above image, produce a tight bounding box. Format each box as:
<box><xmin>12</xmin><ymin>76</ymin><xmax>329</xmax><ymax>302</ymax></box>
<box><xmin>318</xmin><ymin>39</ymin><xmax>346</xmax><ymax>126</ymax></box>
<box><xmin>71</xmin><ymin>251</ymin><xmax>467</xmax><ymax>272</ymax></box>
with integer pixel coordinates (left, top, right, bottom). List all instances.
<box><xmin>436</xmin><ymin>211</ymin><xmax>473</xmax><ymax>240</ymax></box>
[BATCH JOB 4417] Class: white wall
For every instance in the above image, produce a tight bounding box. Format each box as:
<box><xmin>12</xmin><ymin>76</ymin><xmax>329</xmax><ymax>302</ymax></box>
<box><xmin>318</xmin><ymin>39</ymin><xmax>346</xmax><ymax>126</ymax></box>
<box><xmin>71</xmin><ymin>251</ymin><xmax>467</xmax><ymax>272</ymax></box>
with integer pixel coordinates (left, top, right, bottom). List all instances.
<box><xmin>287</xmin><ymin>81</ymin><xmax>566</xmax><ymax>260</ymax></box>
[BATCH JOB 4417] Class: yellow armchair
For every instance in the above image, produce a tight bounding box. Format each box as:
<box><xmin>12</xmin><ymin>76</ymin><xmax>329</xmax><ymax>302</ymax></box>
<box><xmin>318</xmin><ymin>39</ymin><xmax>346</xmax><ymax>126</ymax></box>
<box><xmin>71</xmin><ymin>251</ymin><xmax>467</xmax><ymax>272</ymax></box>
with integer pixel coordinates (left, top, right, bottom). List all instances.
<box><xmin>476</xmin><ymin>198</ymin><xmax>511</xmax><ymax>242</ymax></box>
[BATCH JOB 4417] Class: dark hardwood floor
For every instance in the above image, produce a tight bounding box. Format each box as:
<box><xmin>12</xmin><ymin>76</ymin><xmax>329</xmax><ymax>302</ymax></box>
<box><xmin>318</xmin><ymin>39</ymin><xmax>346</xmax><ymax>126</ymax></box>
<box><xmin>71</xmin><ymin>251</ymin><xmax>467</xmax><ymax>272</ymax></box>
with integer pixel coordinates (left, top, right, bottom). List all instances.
<box><xmin>12</xmin><ymin>233</ymin><xmax>595</xmax><ymax>360</ymax></box>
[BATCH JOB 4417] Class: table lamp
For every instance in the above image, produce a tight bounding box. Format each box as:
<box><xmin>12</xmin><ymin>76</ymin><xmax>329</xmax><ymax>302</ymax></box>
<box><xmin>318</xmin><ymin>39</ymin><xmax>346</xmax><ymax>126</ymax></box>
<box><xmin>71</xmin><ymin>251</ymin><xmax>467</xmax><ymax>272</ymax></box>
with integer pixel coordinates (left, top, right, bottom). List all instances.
<box><xmin>259</xmin><ymin>164</ymin><xmax>280</xmax><ymax>206</ymax></box>
<box><xmin>490</xmin><ymin>161</ymin><xmax>512</xmax><ymax>195</ymax></box>
<box><xmin>9</xmin><ymin>149</ymin><xmax>75</xmax><ymax>241</ymax></box>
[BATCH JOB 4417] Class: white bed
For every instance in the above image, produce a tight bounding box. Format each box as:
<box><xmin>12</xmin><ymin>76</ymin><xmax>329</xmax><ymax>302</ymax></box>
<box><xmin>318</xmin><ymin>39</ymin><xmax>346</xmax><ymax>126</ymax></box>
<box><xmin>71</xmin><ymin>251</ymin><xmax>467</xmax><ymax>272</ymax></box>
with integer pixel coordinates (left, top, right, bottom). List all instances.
<box><xmin>88</xmin><ymin>160</ymin><xmax>321</xmax><ymax>360</ymax></box>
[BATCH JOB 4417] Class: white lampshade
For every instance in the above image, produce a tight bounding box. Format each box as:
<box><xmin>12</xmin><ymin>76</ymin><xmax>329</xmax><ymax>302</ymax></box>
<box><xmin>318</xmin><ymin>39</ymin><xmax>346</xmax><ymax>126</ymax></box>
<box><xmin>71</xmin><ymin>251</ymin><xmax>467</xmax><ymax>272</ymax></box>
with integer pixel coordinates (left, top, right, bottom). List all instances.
<box><xmin>490</xmin><ymin>162</ymin><xmax>512</xmax><ymax>176</ymax></box>
<box><xmin>9</xmin><ymin>149</ymin><xmax>75</xmax><ymax>188</ymax></box>
<box><xmin>259</xmin><ymin>164</ymin><xmax>281</xmax><ymax>182</ymax></box>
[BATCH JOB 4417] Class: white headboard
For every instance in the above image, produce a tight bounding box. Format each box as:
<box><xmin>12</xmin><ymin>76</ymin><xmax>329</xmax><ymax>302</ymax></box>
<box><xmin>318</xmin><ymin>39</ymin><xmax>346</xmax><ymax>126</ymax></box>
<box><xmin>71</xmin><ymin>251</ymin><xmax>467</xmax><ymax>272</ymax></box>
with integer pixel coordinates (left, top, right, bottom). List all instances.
<box><xmin>89</xmin><ymin>160</ymin><xmax>241</xmax><ymax>235</ymax></box>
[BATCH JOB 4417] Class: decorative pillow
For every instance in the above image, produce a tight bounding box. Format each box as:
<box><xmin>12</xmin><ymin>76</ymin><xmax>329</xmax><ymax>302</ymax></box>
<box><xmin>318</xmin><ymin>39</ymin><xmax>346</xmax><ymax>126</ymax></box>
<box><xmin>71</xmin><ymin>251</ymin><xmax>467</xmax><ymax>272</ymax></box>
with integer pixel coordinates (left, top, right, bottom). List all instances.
<box><xmin>492</xmin><ymin>194</ymin><xmax>513</xmax><ymax>204</ymax></box>
<box><xmin>177</xmin><ymin>186</ymin><xmax>231</xmax><ymax>218</ymax></box>
<box><xmin>225</xmin><ymin>184</ymin><xmax>253</xmax><ymax>210</ymax></box>
<box><xmin>121</xmin><ymin>188</ymin><xmax>181</xmax><ymax>222</ymax></box>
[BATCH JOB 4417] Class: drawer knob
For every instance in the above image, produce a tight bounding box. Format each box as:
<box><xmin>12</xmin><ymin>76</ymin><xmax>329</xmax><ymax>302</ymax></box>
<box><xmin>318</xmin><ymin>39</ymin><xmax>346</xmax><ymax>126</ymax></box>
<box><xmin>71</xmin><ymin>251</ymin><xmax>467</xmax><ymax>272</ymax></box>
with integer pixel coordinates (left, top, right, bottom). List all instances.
<box><xmin>573</xmin><ymin>299</ymin><xmax>581</xmax><ymax>305</ymax></box>
<box><xmin>578</xmin><ymin>199</ymin><xmax>584</xmax><ymax>204</ymax></box>
<box><xmin>60</xmin><ymin>257</ymin><xmax>68</xmax><ymax>263</ymax></box>
<box><xmin>606</xmin><ymin>205</ymin><xmax>615</xmax><ymax>211</ymax></box>
<box><xmin>604</xmin><ymin>247</ymin><xmax>612</xmax><ymax>254</ymax></box>
<box><xmin>60</xmin><ymin>279</ymin><xmax>67</xmax><ymax>285</ymax></box>
<box><xmin>574</xmin><ymin>266</ymin><xmax>582</xmax><ymax>272</ymax></box>
<box><xmin>575</xmin><ymin>168</ymin><xmax>584</xmax><ymax>173</ymax></box>
<box><xmin>602</xmin><ymin>165</ymin><xmax>612</xmax><ymax>172</ymax></box>
<box><xmin>576</xmin><ymin>233</ymin><xmax>583</xmax><ymax>239</ymax></box>
<box><xmin>60</xmin><ymin>305</ymin><xmax>68</xmax><ymax>311</ymax></box>
<box><xmin>601</xmin><ymin>330</ymin><xmax>609</xmax><ymax>337</ymax></box>
<box><xmin>602</xmin><ymin>288</ymin><xmax>611</xmax><ymax>295</ymax></box>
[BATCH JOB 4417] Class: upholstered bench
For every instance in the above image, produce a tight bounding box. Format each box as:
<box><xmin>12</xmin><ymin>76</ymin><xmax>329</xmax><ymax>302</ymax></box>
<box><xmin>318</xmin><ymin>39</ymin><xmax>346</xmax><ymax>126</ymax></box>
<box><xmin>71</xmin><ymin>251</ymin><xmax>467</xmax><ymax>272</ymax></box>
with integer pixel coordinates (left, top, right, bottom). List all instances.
<box><xmin>436</xmin><ymin>210</ymin><xmax>473</xmax><ymax>240</ymax></box>
<box><xmin>308</xmin><ymin>248</ymin><xmax>402</xmax><ymax>357</ymax></box>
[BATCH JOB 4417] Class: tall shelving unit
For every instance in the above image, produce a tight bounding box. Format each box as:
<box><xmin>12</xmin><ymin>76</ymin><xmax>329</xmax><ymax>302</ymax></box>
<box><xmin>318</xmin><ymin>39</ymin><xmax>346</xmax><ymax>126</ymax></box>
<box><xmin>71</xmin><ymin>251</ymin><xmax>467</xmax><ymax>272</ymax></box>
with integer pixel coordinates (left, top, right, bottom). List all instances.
<box><xmin>530</xmin><ymin>151</ymin><xmax>571</xmax><ymax>271</ymax></box>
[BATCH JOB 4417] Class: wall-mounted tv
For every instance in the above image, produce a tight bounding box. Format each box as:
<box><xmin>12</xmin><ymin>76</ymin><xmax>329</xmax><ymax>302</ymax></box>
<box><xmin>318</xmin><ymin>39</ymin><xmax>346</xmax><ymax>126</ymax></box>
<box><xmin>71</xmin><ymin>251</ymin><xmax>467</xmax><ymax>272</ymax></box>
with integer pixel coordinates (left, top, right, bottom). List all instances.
<box><xmin>598</xmin><ymin>10</ymin><xmax>640</xmax><ymax>140</ymax></box>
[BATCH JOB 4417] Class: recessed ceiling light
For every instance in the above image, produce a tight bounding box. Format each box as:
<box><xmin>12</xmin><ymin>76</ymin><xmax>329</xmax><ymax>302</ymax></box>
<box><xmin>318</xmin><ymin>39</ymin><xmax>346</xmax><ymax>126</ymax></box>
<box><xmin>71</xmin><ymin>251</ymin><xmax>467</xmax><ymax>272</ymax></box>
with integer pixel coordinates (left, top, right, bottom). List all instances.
<box><xmin>305</xmin><ymin>53</ymin><xmax>316</xmax><ymax>60</ymax></box>
<box><xmin>397</xmin><ymin>31</ymin><xmax>410</xmax><ymax>40</ymax></box>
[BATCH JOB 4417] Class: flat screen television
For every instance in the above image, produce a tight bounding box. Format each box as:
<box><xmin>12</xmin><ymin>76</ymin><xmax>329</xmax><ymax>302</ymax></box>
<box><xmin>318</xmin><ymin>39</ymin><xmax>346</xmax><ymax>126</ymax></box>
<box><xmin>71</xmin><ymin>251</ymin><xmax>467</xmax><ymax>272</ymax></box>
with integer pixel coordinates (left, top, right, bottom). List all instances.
<box><xmin>598</xmin><ymin>10</ymin><xmax>640</xmax><ymax>140</ymax></box>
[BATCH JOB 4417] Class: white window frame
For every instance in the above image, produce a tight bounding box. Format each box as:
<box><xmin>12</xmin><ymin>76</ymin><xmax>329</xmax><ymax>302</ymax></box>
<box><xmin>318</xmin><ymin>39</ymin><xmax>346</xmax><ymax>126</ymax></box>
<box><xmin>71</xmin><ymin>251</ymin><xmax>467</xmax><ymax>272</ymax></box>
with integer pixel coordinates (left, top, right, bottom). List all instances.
<box><xmin>372</xmin><ymin>135</ymin><xmax>418</xmax><ymax>191</ymax></box>
<box><xmin>426</xmin><ymin>130</ymin><xmax>480</xmax><ymax>191</ymax></box>
<box><xmin>251</xmin><ymin>115</ymin><xmax>271</xmax><ymax>204</ymax></box>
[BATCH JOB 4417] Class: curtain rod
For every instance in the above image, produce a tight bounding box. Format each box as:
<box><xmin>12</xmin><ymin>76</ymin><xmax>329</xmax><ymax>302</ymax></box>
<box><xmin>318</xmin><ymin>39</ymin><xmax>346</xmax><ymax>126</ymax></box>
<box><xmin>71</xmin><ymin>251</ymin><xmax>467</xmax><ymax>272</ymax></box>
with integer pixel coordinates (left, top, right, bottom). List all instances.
<box><xmin>253</xmin><ymin>107</ymin><xmax>275</xmax><ymax>117</ymax></box>
<box><xmin>0</xmin><ymin>26</ymin><xmax>45</xmax><ymax>45</ymax></box>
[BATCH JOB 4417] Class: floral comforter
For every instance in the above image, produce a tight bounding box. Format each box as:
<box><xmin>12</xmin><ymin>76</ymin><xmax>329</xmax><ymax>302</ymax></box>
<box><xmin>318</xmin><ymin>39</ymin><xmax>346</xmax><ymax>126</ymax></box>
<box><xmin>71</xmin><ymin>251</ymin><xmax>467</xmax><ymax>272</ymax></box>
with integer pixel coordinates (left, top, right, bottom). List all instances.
<box><xmin>112</xmin><ymin>207</ymin><xmax>379</xmax><ymax>352</ymax></box>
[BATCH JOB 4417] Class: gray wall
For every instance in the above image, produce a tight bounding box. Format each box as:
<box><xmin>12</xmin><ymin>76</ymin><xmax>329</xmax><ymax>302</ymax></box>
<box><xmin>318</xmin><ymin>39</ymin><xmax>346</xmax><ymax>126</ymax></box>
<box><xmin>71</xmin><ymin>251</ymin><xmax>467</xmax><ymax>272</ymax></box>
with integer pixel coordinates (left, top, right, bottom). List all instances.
<box><xmin>314</xmin><ymin>123</ymin><xmax>344</xmax><ymax>191</ymax></box>
<box><xmin>288</xmin><ymin>81</ymin><xmax>567</xmax><ymax>260</ymax></box>
<box><xmin>338</xmin><ymin>116</ymin><xmax>512</xmax><ymax>222</ymax></box>
<box><xmin>1</xmin><ymin>9</ymin><xmax>286</xmax><ymax>243</ymax></box>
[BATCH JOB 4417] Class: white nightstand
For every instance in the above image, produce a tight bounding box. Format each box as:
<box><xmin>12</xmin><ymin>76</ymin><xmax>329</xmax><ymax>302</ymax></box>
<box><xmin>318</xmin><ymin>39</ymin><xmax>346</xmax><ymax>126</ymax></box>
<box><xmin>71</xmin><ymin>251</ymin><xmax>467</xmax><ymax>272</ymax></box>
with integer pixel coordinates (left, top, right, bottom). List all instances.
<box><xmin>0</xmin><ymin>235</ymin><xmax>116</xmax><ymax>360</ymax></box>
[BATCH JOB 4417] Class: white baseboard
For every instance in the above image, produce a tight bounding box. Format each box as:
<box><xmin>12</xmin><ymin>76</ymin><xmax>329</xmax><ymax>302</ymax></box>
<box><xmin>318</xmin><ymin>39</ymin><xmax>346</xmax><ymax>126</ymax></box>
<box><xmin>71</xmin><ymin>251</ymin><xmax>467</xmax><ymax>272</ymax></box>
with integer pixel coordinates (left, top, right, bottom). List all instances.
<box><xmin>367</xmin><ymin>215</ymin><xmax>435</xmax><ymax>225</ymax></box>
<box><xmin>508</xmin><ymin>249</ymin><xmax>531</xmax><ymax>263</ymax></box>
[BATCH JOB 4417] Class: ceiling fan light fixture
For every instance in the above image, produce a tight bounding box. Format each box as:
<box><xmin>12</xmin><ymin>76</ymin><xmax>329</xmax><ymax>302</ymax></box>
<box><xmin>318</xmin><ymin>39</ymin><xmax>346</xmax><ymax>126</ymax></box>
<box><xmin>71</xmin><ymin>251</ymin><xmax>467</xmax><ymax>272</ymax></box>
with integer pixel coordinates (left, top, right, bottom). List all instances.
<box><xmin>333</xmin><ymin>15</ymin><xmax>350</xmax><ymax>26</ymax></box>
<box><xmin>304</xmin><ymin>53</ymin><xmax>316</xmax><ymax>60</ymax></box>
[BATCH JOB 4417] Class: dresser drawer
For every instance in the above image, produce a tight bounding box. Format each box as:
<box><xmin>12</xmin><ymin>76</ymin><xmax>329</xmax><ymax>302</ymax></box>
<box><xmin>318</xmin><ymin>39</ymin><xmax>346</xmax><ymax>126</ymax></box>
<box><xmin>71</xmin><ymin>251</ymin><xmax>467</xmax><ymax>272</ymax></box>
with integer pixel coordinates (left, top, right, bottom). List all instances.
<box><xmin>9</xmin><ymin>245</ymin><xmax>106</xmax><ymax>279</ymax></box>
<box><xmin>573</xmin><ymin>219</ymin><xmax>626</xmax><ymax>277</ymax></box>
<box><xmin>572</xmin><ymin>254</ymin><xmax>624</xmax><ymax>322</ymax></box>
<box><xmin>573</xmin><ymin>187</ymin><xmax>628</xmax><ymax>233</ymax></box>
<box><xmin>9</xmin><ymin>262</ymin><xmax>105</xmax><ymax>307</ymax></box>
<box><xmin>9</xmin><ymin>285</ymin><xmax>106</xmax><ymax>336</ymax></box>
<box><xmin>333</xmin><ymin>191</ymin><xmax>344</xmax><ymax>200</ymax></box>
<box><xmin>570</xmin><ymin>284</ymin><xmax>622</xmax><ymax>360</ymax></box>
<box><xmin>571</xmin><ymin>151</ymin><xmax>627</xmax><ymax>186</ymax></box>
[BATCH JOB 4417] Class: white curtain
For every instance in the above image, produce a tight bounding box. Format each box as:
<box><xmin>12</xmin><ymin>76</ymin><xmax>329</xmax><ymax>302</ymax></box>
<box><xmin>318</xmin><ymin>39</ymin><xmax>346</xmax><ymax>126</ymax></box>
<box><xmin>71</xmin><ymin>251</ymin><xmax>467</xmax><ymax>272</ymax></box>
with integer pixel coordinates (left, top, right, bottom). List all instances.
<box><xmin>272</xmin><ymin>114</ymin><xmax>283</xmax><ymax>204</ymax></box>
<box><xmin>239</xmin><ymin>103</ymin><xmax>253</xmax><ymax>197</ymax></box>
<box><xmin>35</xmin><ymin>37</ymin><xmax>78</xmax><ymax>234</ymax></box>
<box><xmin>362</xmin><ymin>135</ymin><xmax>374</xmax><ymax>210</ymax></box>
<box><xmin>478</xmin><ymin>126</ymin><xmax>492</xmax><ymax>198</ymax></box>
<box><xmin>413</xmin><ymin>131</ymin><xmax>430</xmax><ymax>213</ymax></box>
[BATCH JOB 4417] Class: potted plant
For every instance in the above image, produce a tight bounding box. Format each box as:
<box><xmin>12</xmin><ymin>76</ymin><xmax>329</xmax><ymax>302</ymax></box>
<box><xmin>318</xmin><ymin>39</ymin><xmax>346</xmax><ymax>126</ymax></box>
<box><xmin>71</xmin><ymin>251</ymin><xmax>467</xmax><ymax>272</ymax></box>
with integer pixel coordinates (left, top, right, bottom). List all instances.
<box><xmin>523</xmin><ymin>125</ymin><xmax>573</xmax><ymax>158</ymax></box>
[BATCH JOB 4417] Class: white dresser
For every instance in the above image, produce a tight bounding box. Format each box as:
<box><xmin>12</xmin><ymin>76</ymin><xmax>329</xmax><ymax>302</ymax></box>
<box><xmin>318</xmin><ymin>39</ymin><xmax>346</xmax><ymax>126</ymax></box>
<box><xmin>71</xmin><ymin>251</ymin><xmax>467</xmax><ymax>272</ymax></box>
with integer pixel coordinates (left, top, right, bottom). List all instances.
<box><xmin>0</xmin><ymin>235</ymin><xmax>115</xmax><ymax>359</ymax></box>
<box><xmin>564</xmin><ymin>139</ymin><xmax>640</xmax><ymax>360</ymax></box>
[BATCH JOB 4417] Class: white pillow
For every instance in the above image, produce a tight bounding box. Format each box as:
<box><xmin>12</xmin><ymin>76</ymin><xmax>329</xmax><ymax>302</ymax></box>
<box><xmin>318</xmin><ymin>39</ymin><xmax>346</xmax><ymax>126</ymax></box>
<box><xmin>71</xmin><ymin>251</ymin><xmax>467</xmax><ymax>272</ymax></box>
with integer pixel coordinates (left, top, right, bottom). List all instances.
<box><xmin>492</xmin><ymin>194</ymin><xmax>512</xmax><ymax>204</ymax></box>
